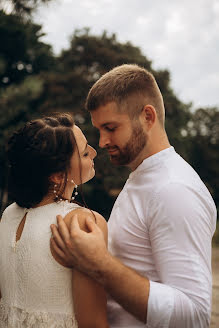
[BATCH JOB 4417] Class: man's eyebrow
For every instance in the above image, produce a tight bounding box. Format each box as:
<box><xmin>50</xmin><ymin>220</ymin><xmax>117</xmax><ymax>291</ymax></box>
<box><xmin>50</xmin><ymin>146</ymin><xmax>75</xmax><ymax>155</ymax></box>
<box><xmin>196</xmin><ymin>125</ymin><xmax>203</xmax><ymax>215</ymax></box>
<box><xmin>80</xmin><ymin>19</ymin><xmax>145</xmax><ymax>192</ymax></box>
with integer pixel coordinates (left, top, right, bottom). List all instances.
<box><xmin>101</xmin><ymin>122</ymin><xmax>118</xmax><ymax>128</ymax></box>
<box><xmin>92</xmin><ymin>121</ymin><xmax>118</xmax><ymax>129</ymax></box>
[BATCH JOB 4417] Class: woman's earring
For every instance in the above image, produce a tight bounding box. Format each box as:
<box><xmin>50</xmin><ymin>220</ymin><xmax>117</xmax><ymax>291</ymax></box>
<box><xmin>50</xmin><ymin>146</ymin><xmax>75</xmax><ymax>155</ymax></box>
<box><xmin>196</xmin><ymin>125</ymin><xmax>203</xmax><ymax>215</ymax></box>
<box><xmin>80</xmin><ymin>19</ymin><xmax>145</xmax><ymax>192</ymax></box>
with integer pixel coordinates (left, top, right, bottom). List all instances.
<box><xmin>53</xmin><ymin>184</ymin><xmax>58</xmax><ymax>200</ymax></box>
<box><xmin>71</xmin><ymin>184</ymin><xmax>78</xmax><ymax>201</ymax></box>
<box><xmin>67</xmin><ymin>178</ymin><xmax>78</xmax><ymax>201</ymax></box>
<box><xmin>54</xmin><ymin>183</ymin><xmax>63</xmax><ymax>202</ymax></box>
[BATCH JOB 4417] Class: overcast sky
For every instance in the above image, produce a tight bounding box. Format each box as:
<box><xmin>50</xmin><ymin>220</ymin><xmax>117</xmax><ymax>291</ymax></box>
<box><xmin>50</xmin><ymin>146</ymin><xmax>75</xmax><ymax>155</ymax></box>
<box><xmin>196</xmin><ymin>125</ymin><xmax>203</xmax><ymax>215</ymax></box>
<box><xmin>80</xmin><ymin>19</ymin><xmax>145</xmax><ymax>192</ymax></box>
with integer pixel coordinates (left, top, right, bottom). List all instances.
<box><xmin>35</xmin><ymin>0</ymin><xmax>219</xmax><ymax>110</ymax></box>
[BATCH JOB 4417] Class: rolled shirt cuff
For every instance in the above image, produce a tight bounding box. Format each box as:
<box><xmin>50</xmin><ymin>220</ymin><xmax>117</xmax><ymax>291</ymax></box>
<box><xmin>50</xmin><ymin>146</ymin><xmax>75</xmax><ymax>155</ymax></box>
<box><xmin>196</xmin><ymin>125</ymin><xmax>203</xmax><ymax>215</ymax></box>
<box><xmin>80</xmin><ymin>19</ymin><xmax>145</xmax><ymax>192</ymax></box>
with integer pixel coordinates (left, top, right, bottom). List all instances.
<box><xmin>147</xmin><ymin>280</ymin><xmax>174</xmax><ymax>328</ymax></box>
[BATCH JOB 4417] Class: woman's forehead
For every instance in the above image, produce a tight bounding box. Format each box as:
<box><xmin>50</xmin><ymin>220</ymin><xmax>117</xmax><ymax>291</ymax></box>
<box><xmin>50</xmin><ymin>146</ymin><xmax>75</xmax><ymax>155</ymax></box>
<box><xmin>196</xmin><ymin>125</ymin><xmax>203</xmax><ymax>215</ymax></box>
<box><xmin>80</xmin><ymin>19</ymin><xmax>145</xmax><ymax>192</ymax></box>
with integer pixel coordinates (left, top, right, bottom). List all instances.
<box><xmin>73</xmin><ymin>125</ymin><xmax>87</xmax><ymax>148</ymax></box>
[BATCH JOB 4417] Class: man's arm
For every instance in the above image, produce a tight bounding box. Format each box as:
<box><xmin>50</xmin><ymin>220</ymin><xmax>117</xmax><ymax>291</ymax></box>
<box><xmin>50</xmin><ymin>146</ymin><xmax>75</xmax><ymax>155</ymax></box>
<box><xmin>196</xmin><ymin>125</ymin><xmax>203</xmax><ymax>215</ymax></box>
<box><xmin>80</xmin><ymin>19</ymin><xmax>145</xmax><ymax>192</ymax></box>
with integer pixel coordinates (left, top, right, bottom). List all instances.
<box><xmin>85</xmin><ymin>248</ymin><xmax>150</xmax><ymax>322</ymax></box>
<box><xmin>51</xmin><ymin>215</ymin><xmax>149</xmax><ymax>322</ymax></box>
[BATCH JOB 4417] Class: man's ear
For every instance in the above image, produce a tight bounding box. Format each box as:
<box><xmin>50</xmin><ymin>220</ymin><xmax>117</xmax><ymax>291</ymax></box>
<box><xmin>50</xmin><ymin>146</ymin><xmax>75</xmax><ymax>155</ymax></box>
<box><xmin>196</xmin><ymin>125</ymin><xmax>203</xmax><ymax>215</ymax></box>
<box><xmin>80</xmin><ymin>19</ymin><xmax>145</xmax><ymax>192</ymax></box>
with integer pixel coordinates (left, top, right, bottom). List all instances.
<box><xmin>141</xmin><ymin>105</ymin><xmax>156</xmax><ymax>128</ymax></box>
<box><xmin>50</xmin><ymin>172</ymin><xmax>64</xmax><ymax>185</ymax></box>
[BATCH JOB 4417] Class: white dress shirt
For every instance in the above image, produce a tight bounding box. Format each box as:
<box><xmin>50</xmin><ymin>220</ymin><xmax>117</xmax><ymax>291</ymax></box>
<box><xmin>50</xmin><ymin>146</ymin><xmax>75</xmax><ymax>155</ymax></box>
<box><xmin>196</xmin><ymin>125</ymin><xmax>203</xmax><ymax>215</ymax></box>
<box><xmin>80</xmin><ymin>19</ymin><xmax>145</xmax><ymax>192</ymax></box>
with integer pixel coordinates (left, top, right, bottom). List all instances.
<box><xmin>107</xmin><ymin>147</ymin><xmax>216</xmax><ymax>328</ymax></box>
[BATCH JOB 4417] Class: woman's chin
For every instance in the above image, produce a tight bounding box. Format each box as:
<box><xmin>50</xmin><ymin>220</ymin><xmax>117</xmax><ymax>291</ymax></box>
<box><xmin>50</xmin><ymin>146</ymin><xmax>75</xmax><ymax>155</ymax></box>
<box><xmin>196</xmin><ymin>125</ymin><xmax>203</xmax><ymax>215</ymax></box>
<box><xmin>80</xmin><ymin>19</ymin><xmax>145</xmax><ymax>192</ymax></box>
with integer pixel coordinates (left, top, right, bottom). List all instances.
<box><xmin>83</xmin><ymin>171</ymin><xmax>96</xmax><ymax>184</ymax></box>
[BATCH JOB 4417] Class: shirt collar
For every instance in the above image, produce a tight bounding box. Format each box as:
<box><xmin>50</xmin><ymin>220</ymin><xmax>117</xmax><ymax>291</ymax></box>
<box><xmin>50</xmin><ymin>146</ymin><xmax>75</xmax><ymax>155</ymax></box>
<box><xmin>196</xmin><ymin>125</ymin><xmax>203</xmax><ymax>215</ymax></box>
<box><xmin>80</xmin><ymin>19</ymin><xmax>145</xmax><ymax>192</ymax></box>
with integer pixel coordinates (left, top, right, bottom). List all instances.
<box><xmin>128</xmin><ymin>146</ymin><xmax>175</xmax><ymax>179</ymax></box>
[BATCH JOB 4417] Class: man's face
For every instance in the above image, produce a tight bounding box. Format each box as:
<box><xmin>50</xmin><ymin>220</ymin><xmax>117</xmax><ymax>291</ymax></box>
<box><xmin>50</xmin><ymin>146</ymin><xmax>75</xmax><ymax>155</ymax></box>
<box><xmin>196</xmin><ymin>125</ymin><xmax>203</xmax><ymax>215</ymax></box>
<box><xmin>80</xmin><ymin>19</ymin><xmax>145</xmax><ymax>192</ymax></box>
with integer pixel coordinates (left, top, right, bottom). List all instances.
<box><xmin>91</xmin><ymin>102</ymin><xmax>147</xmax><ymax>166</ymax></box>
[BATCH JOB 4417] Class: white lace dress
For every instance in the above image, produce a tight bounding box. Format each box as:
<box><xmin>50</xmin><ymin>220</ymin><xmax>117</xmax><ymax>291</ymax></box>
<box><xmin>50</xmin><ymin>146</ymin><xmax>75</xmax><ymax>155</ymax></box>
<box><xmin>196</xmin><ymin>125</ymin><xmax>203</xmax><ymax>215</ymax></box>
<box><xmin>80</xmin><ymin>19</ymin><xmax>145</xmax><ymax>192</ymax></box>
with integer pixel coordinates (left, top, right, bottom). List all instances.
<box><xmin>0</xmin><ymin>201</ymin><xmax>80</xmax><ymax>327</ymax></box>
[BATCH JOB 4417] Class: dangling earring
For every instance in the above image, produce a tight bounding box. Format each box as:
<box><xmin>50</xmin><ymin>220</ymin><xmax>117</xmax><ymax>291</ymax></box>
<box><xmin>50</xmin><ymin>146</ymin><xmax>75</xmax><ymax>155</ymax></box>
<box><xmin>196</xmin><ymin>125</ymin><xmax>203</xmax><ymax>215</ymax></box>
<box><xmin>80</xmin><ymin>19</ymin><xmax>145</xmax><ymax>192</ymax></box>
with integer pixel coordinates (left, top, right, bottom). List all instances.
<box><xmin>67</xmin><ymin>178</ymin><xmax>78</xmax><ymax>201</ymax></box>
<box><xmin>69</xmin><ymin>179</ymin><xmax>78</xmax><ymax>200</ymax></box>
<box><xmin>53</xmin><ymin>184</ymin><xmax>59</xmax><ymax>200</ymax></box>
<box><xmin>53</xmin><ymin>183</ymin><xmax>63</xmax><ymax>202</ymax></box>
<box><xmin>71</xmin><ymin>184</ymin><xmax>78</xmax><ymax>201</ymax></box>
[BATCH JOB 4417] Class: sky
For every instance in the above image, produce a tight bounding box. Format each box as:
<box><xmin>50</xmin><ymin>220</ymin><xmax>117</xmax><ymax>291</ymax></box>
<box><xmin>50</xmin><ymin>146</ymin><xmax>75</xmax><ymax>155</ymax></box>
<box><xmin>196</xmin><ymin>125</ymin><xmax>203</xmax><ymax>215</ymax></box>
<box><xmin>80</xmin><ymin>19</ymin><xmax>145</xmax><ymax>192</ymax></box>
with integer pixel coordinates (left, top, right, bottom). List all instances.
<box><xmin>35</xmin><ymin>0</ymin><xmax>219</xmax><ymax>110</ymax></box>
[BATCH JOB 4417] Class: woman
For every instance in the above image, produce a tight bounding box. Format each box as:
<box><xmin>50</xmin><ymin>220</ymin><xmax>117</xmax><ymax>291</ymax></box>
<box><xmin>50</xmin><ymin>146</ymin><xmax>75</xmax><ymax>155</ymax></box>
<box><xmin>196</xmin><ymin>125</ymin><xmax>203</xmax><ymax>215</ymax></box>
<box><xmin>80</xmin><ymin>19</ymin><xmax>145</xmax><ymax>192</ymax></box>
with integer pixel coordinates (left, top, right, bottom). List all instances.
<box><xmin>0</xmin><ymin>113</ymin><xmax>109</xmax><ymax>327</ymax></box>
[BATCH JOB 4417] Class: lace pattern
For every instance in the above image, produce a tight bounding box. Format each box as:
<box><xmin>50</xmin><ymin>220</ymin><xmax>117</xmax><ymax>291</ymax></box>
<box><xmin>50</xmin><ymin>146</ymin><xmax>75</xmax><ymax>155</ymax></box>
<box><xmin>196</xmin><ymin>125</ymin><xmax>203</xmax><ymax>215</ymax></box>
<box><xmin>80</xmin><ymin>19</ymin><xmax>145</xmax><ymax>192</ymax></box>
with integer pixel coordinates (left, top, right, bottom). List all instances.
<box><xmin>0</xmin><ymin>300</ymin><xmax>78</xmax><ymax>328</ymax></box>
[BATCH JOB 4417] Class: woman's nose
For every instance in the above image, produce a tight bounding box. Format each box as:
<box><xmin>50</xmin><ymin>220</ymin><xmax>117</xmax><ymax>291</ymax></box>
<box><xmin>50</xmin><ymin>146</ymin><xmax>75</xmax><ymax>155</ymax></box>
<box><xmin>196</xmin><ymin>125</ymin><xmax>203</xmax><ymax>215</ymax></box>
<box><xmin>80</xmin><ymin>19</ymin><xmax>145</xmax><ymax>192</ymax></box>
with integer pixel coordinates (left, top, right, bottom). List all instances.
<box><xmin>89</xmin><ymin>145</ymin><xmax>97</xmax><ymax>159</ymax></box>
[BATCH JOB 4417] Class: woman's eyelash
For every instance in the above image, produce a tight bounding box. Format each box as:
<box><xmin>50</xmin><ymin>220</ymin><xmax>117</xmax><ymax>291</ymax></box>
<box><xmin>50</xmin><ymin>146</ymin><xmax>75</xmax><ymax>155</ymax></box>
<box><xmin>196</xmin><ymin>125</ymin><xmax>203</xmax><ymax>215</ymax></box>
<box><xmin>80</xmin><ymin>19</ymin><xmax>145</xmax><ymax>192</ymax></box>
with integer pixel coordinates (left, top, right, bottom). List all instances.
<box><xmin>84</xmin><ymin>152</ymin><xmax>89</xmax><ymax>157</ymax></box>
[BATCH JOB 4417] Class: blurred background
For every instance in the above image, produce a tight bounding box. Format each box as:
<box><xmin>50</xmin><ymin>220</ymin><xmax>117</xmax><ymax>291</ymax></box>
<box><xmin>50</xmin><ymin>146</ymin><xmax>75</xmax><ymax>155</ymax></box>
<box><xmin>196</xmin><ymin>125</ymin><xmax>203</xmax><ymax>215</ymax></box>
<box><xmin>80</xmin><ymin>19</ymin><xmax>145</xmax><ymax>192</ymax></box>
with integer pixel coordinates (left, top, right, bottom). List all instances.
<box><xmin>0</xmin><ymin>0</ymin><xmax>218</xmax><ymax>325</ymax></box>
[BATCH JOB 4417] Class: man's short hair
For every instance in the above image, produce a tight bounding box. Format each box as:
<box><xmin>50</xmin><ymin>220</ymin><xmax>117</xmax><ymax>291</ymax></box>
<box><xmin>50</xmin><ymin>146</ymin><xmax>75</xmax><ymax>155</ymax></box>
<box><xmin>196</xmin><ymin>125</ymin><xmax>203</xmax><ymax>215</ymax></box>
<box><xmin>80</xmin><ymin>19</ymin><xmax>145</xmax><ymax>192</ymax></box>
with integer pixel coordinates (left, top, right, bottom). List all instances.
<box><xmin>85</xmin><ymin>64</ymin><xmax>165</xmax><ymax>126</ymax></box>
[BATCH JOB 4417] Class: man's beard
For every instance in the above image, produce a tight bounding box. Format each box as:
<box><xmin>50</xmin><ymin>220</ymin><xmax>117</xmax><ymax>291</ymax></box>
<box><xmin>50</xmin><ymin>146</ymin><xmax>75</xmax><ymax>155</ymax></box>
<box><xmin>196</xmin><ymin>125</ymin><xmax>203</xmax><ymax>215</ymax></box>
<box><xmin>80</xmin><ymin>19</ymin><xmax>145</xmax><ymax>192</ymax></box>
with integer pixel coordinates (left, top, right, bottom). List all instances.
<box><xmin>107</xmin><ymin>121</ymin><xmax>147</xmax><ymax>166</ymax></box>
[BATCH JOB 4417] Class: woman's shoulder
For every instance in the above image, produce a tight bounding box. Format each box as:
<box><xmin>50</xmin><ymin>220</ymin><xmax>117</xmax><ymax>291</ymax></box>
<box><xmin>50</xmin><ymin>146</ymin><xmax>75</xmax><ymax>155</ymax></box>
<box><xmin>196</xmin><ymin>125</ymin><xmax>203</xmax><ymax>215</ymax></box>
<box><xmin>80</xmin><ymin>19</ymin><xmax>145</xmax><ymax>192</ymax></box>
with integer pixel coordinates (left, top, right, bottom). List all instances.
<box><xmin>64</xmin><ymin>207</ymin><xmax>108</xmax><ymax>235</ymax></box>
<box><xmin>1</xmin><ymin>202</ymin><xmax>25</xmax><ymax>221</ymax></box>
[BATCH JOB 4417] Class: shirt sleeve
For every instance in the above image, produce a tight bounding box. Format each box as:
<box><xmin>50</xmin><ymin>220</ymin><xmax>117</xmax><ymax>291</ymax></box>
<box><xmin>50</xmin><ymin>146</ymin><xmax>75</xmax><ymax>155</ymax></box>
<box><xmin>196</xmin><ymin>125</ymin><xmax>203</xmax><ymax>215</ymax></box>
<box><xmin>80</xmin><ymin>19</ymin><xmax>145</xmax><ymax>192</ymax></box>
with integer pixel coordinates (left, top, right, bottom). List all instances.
<box><xmin>146</xmin><ymin>182</ymin><xmax>215</xmax><ymax>328</ymax></box>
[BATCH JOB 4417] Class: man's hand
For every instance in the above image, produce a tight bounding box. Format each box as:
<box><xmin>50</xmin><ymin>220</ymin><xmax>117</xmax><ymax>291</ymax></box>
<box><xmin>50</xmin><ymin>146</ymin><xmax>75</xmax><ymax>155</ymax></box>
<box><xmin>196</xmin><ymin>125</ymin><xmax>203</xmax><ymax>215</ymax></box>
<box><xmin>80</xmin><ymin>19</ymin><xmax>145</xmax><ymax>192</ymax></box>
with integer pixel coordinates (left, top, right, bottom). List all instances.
<box><xmin>50</xmin><ymin>214</ymin><xmax>109</xmax><ymax>277</ymax></box>
<box><xmin>51</xmin><ymin>213</ymin><xmax>149</xmax><ymax>322</ymax></box>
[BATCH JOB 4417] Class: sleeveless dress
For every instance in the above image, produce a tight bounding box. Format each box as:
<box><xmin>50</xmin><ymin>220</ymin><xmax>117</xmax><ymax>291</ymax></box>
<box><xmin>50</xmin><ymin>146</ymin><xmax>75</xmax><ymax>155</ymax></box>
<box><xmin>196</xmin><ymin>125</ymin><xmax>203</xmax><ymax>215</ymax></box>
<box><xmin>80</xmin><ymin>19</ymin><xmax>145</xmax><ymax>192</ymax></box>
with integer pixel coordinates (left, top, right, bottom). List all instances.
<box><xmin>0</xmin><ymin>201</ymin><xmax>80</xmax><ymax>327</ymax></box>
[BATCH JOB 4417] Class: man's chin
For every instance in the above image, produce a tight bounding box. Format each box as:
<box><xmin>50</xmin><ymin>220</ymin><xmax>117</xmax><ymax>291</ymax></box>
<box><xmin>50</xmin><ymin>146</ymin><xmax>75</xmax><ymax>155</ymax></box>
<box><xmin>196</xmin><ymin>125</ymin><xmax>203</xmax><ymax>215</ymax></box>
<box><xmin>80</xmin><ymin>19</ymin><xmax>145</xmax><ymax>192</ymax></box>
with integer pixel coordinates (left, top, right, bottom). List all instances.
<box><xmin>109</xmin><ymin>154</ymin><xmax>129</xmax><ymax>166</ymax></box>
<box><xmin>109</xmin><ymin>154</ymin><xmax>120</xmax><ymax>165</ymax></box>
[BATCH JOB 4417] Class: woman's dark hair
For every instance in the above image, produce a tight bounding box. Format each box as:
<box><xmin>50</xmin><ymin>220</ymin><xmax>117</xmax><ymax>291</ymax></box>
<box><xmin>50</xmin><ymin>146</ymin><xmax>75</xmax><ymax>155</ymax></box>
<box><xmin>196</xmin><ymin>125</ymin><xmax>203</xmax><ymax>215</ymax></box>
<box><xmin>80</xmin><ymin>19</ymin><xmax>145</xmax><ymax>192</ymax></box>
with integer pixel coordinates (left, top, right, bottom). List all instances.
<box><xmin>7</xmin><ymin>113</ymin><xmax>76</xmax><ymax>208</ymax></box>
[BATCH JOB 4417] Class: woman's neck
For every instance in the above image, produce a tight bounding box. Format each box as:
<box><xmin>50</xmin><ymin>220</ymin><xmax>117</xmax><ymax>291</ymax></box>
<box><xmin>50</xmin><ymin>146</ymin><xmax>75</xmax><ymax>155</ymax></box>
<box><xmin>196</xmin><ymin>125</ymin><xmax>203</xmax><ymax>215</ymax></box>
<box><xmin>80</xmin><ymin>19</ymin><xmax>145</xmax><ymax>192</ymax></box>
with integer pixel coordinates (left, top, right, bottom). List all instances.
<box><xmin>33</xmin><ymin>195</ymin><xmax>55</xmax><ymax>208</ymax></box>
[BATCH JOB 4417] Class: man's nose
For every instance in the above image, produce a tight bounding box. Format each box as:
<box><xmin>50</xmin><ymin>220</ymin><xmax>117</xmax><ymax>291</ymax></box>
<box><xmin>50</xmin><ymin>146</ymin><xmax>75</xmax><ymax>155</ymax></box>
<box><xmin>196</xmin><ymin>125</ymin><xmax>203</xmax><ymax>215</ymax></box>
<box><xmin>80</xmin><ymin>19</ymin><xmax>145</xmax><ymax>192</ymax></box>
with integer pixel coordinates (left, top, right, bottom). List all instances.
<box><xmin>99</xmin><ymin>132</ymin><xmax>110</xmax><ymax>148</ymax></box>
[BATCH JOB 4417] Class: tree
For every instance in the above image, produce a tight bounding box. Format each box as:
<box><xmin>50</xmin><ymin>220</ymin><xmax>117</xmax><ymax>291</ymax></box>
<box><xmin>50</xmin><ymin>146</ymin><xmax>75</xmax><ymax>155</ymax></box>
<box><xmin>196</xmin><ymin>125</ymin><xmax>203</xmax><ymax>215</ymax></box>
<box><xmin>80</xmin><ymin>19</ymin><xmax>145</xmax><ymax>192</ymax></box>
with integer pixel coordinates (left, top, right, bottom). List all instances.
<box><xmin>60</xmin><ymin>28</ymin><xmax>151</xmax><ymax>75</ymax></box>
<box><xmin>0</xmin><ymin>10</ymin><xmax>55</xmax><ymax>88</ymax></box>
<box><xmin>0</xmin><ymin>75</ymin><xmax>44</xmax><ymax>212</ymax></box>
<box><xmin>0</xmin><ymin>0</ymin><xmax>52</xmax><ymax>16</ymax></box>
<box><xmin>38</xmin><ymin>28</ymin><xmax>152</xmax><ymax>115</ymax></box>
<box><xmin>0</xmin><ymin>9</ymin><xmax>54</xmax><ymax>213</ymax></box>
<box><xmin>186</xmin><ymin>107</ymin><xmax>219</xmax><ymax>212</ymax></box>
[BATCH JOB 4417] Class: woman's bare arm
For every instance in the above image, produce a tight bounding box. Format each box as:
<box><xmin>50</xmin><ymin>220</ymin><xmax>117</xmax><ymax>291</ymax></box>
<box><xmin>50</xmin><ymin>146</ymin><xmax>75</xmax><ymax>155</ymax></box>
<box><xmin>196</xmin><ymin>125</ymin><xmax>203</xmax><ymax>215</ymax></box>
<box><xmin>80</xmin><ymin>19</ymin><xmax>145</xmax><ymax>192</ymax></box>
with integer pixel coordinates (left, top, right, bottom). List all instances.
<box><xmin>52</xmin><ymin>208</ymin><xmax>109</xmax><ymax>328</ymax></box>
<box><xmin>72</xmin><ymin>268</ymin><xmax>108</xmax><ymax>328</ymax></box>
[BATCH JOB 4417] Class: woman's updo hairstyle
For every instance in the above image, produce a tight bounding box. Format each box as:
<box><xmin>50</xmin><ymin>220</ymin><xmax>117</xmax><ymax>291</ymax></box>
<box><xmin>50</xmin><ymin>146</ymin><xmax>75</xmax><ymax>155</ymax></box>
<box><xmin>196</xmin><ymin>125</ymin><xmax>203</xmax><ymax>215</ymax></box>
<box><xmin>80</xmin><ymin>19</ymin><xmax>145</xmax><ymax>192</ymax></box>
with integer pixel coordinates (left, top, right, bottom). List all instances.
<box><xmin>7</xmin><ymin>113</ymin><xmax>76</xmax><ymax>208</ymax></box>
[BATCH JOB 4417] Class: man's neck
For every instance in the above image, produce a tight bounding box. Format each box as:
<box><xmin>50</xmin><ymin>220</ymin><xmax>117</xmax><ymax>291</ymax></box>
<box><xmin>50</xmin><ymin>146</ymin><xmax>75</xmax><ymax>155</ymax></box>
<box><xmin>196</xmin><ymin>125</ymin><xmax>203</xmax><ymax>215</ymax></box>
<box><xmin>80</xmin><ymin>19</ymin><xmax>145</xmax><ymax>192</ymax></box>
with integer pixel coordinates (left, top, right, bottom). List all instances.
<box><xmin>128</xmin><ymin>133</ymin><xmax>170</xmax><ymax>172</ymax></box>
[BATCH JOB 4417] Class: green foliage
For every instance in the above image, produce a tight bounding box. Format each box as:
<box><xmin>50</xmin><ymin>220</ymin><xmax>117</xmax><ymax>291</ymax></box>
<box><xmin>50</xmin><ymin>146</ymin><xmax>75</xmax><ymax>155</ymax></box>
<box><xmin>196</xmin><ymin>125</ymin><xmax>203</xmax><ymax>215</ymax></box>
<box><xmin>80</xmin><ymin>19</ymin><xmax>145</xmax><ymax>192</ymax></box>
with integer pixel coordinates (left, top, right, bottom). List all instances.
<box><xmin>64</xmin><ymin>28</ymin><xmax>150</xmax><ymax>70</ymax></box>
<box><xmin>186</xmin><ymin>107</ymin><xmax>219</xmax><ymax>209</ymax></box>
<box><xmin>0</xmin><ymin>75</ymin><xmax>44</xmax><ymax>207</ymax></box>
<box><xmin>43</xmin><ymin>28</ymin><xmax>152</xmax><ymax>113</ymax></box>
<box><xmin>0</xmin><ymin>10</ymin><xmax>55</xmax><ymax>88</ymax></box>
<box><xmin>0</xmin><ymin>0</ymin><xmax>52</xmax><ymax>16</ymax></box>
<box><xmin>0</xmin><ymin>75</ymin><xmax>44</xmax><ymax>130</ymax></box>
<box><xmin>0</xmin><ymin>9</ymin><xmax>55</xmax><ymax>212</ymax></box>
<box><xmin>153</xmin><ymin>69</ymin><xmax>192</xmax><ymax>158</ymax></box>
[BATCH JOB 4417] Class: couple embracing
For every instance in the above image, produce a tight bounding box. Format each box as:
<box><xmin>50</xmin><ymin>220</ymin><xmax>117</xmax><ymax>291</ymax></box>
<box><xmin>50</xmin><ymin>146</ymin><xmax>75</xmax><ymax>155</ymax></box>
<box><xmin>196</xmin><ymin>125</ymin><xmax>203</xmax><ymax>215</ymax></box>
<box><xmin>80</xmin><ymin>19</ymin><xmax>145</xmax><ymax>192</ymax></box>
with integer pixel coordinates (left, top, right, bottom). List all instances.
<box><xmin>0</xmin><ymin>64</ymin><xmax>216</xmax><ymax>328</ymax></box>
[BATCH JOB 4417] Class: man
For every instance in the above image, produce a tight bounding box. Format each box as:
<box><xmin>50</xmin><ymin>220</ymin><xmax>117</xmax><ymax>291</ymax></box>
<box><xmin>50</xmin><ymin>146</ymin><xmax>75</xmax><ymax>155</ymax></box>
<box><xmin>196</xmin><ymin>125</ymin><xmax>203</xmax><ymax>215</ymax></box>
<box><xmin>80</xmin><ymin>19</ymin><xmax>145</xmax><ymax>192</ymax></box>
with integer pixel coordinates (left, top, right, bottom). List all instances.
<box><xmin>51</xmin><ymin>64</ymin><xmax>217</xmax><ymax>327</ymax></box>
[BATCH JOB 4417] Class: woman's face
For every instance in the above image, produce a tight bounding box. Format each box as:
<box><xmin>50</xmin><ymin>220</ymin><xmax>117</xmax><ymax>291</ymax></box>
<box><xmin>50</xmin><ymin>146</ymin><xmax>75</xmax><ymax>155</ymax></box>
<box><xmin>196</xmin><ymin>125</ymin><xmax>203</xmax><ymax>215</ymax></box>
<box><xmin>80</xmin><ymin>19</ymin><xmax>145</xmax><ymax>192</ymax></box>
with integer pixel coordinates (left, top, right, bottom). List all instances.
<box><xmin>67</xmin><ymin>125</ymin><xmax>96</xmax><ymax>190</ymax></box>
